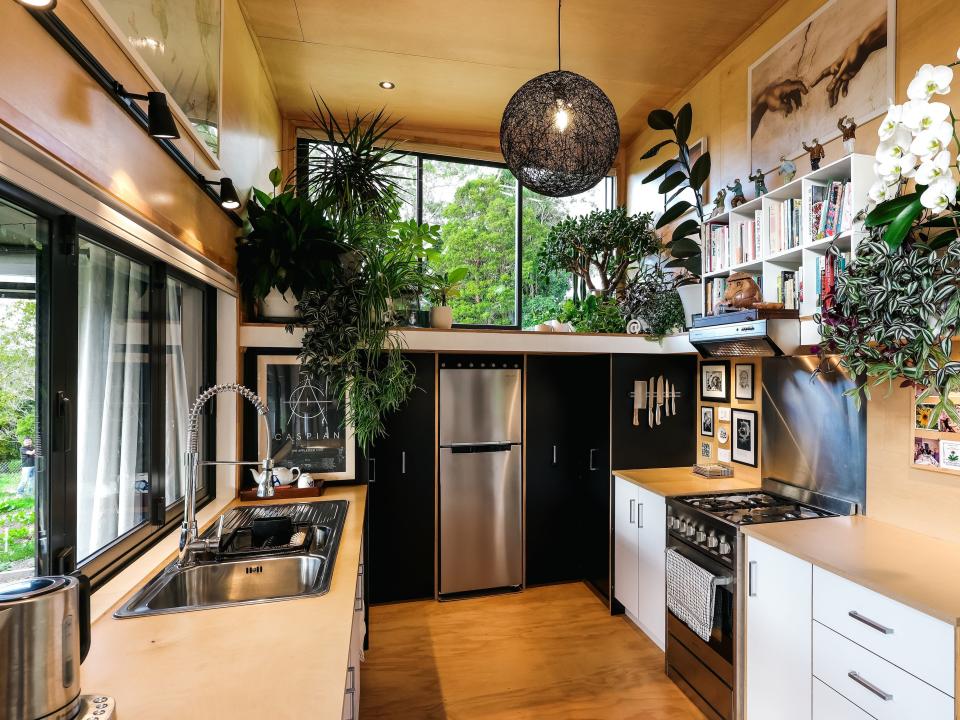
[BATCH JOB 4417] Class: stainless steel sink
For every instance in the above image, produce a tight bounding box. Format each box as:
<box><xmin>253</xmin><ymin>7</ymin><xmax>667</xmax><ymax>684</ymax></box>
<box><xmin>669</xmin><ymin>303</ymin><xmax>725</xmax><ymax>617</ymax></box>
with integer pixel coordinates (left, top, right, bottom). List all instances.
<box><xmin>115</xmin><ymin>501</ymin><xmax>349</xmax><ymax>618</ymax></box>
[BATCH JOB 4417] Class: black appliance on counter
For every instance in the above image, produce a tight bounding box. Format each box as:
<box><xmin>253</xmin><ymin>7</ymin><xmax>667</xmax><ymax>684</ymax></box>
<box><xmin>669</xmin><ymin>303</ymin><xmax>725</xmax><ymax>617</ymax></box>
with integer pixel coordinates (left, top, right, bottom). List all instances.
<box><xmin>664</xmin><ymin>356</ymin><xmax>866</xmax><ymax>720</ymax></box>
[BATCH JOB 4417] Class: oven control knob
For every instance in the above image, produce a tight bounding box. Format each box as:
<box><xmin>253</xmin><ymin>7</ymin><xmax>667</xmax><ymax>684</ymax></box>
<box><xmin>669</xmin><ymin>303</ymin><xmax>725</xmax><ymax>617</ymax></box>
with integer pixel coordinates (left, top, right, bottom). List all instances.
<box><xmin>685</xmin><ymin>524</ymin><xmax>696</xmax><ymax>538</ymax></box>
<box><xmin>675</xmin><ymin>519</ymin><xmax>686</xmax><ymax>532</ymax></box>
<box><xmin>718</xmin><ymin>538</ymin><xmax>732</xmax><ymax>555</ymax></box>
<box><xmin>695</xmin><ymin>530</ymin><xmax>707</xmax><ymax>543</ymax></box>
<box><xmin>706</xmin><ymin>533</ymin><xmax>719</xmax><ymax>549</ymax></box>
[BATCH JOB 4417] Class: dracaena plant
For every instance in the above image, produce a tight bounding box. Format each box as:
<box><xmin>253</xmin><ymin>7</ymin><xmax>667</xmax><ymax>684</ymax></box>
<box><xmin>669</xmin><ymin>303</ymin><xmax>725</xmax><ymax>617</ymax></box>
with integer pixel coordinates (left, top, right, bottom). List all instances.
<box><xmin>639</xmin><ymin>103</ymin><xmax>711</xmax><ymax>285</ymax></box>
<box><xmin>815</xmin><ymin>49</ymin><xmax>960</xmax><ymax>424</ymax></box>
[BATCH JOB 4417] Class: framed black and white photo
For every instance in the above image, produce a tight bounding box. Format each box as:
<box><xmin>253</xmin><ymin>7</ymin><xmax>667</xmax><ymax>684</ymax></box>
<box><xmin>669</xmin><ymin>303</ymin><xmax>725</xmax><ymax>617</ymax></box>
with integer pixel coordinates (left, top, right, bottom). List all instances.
<box><xmin>700</xmin><ymin>361</ymin><xmax>730</xmax><ymax>403</ymax></box>
<box><xmin>256</xmin><ymin>355</ymin><xmax>355</xmax><ymax>480</ymax></box>
<box><xmin>735</xmin><ymin>363</ymin><xmax>755</xmax><ymax>401</ymax></box>
<box><xmin>731</xmin><ymin>408</ymin><xmax>758</xmax><ymax>467</ymax></box>
<box><xmin>700</xmin><ymin>406</ymin><xmax>715</xmax><ymax>437</ymax></box>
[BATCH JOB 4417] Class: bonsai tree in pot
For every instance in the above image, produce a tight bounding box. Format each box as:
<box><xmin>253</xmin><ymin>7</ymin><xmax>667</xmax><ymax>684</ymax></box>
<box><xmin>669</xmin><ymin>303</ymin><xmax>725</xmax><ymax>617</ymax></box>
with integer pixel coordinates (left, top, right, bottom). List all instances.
<box><xmin>426</xmin><ymin>266</ymin><xmax>469</xmax><ymax>329</ymax></box>
<box><xmin>639</xmin><ymin>102</ymin><xmax>711</xmax><ymax>325</ymax></box>
<box><xmin>236</xmin><ymin>167</ymin><xmax>342</xmax><ymax>320</ymax></box>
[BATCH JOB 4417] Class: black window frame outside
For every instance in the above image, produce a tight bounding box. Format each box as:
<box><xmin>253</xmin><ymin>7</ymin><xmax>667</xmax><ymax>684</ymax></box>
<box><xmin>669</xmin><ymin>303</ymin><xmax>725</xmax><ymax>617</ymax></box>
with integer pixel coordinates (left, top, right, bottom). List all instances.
<box><xmin>295</xmin><ymin>137</ymin><xmax>616</xmax><ymax>330</ymax></box>
<box><xmin>0</xmin><ymin>177</ymin><xmax>217</xmax><ymax>590</ymax></box>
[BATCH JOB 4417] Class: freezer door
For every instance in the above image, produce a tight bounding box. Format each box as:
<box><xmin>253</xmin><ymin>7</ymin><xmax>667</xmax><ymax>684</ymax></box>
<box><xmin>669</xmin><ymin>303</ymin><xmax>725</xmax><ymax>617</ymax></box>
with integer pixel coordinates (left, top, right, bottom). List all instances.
<box><xmin>439</xmin><ymin>445</ymin><xmax>522</xmax><ymax>595</ymax></box>
<box><xmin>439</xmin><ymin>368</ymin><xmax>522</xmax><ymax>445</ymax></box>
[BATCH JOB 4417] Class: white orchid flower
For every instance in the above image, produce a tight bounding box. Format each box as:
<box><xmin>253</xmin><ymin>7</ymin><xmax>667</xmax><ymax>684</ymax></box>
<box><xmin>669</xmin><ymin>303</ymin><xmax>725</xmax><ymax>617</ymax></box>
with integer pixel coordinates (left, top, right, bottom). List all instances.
<box><xmin>915</xmin><ymin>150</ymin><xmax>954</xmax><ymax>185</ymax></box>
<box><xmin>876</xmin><ymin>125</ymin><xmax>914</xmax><ymax>162</ymax></box>
<box><xmin>877</xmin><ymin>104</ymin><xmax>904</xmax><ymax>140</ymax></box>
<box><xmin>909</xmin><ymin>121</ymin><xmax>954</xmax><ymax>158</ymax></box>
<box><xmin>907</xmin><ymin>64</ymin><xmax>954</xmax><ymax>101</ymax></box>
<box><xmin>876</xmin><ymin>153</ymin><xmax>918</xmax><ymax>184</ymax></box>
<box><xmin>901</xmin><ymin>100</ymin><xmax>951</xmax><ymax>132</ymax></box>
<box><xmin>868</xmin><ymin>179</ymin><xmax>898</xmax><ymax>205</ymax></box>
<box><xmin>920</xmin><ymin>177</ymin><xmax>959</xmax><ymax>211</ymax></box>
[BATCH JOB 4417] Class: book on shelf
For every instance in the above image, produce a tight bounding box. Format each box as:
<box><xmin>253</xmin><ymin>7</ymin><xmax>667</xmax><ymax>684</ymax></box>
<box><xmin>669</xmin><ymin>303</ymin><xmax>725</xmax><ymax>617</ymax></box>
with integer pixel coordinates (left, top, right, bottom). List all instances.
<box><xmin>776</xmin><ymin>270</ymin><xmax>799</xmax><ymax>310</ymax></box>
<box><xmin>809</xmin><ymin>180</ymin><xmax>852</xmax><ymax>242</ymax></box>
<box><xmin>814</xmin><ymin>251</ymin><xmax>851</xmax><ymax>309</ymax></box>
<box><xmin>705</xmin><ymin>224</ymin><xmax>730</xmax><ymax>273</ymax></box>
<box><xmin>767</xmin><ymin>198</ymin><xmax>802</xmax><ymax>255</ymax></box>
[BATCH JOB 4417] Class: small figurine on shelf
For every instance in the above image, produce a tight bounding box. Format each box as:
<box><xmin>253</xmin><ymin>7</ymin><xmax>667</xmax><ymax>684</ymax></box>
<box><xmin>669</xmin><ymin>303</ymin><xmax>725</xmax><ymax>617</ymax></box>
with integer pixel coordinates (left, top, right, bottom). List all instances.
<box><xmin>802</xmin><ymin>138</ymin><xmax>825</xmax><ymax>170</ymax></box>
<box><xmin>721</xmin><ymin>272</ymin><xmax>762</xmax><ymax>309</ymax></box>
<box><xmin>726</xmin><ymin>178</ymin><xmax>746</xmax><ymax>207</ymax></box>
<box><xmin>709</xmin><ymin>188</ymin><xmax>728</xmax><ymax>219</ymax></box>
<box><xmin>748</xmin><ymin>168</ymin><xmax>768</xmax><ymax>197</ymax></box>
<box><xmin>778</xmin><ymin>155</ymin><xmax>797</xmax><ymax>183</ymax></box>
<box><xmin>837</xmin><ymin>115</ymin><xmax>857</xmax><ymax>153</ymax></box>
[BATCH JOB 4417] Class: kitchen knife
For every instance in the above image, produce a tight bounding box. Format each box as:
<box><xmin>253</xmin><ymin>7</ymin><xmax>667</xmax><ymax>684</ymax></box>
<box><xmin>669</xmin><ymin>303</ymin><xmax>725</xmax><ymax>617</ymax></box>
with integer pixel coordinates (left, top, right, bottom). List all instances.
<box><xmin>648</xmin><ymin>376</ymin><xmax>654</xmax><ymax>428</ymax></box>
<box><xmin>633</xmin><ymin>380</ymin><xmax>647</xmax><ymax>426</ymax></box>
<box><xmin>665</xmin><ymin>380</ymin><xmax>671</xmax><ymax>417</ymax></box>
<box><xmin>671</xmin><ymin>382</ymin><xmax>676</xmax><ymax>415</ymax></box>
<box><xmin>656</xmin><ymin>376</ymin><xmax>663</xmax><ymax>425</ymax></box>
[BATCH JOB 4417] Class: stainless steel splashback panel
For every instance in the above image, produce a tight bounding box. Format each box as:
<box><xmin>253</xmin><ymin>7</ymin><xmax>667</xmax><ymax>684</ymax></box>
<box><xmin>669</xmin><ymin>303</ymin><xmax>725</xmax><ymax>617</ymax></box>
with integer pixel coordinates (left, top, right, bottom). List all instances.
<box><xmin>439</xmin><ymin>368</ymin><xmax>522</xmax><ymax>445</ymax></box>
<box><xmin>761</xmin><ymin>356</ymin><xmax>866</xmax><ymax>512</ymax></box>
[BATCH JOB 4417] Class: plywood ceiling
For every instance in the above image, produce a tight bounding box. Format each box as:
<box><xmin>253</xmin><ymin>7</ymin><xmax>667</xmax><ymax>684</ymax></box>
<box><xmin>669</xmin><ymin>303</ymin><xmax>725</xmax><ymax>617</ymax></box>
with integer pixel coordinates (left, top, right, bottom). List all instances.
<box><xmin>240</xmin><ymin>0</ymin><xmax>785</xmax><ymax>145</ymax></box>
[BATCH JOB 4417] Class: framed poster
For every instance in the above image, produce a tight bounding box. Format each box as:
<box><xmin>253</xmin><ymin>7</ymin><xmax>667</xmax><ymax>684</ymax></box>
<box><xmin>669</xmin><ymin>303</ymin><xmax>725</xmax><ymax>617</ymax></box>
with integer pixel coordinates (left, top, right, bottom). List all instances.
<box><xmin>735</xmin><ymin>363</ymin><xmax>755</xmax><ymax>401</ymax></box>
<box><xmin>701</xmin><ymin>406</ymin><xmax>715</xmax><ymax>437</ymax></box>
<box><xmin>748</xmin><ymin>0</ymin><xmax>894</xmax><ymax>173</ymax></box>
<box><xmin>731</xmin><ymin>408</ymin><xmax>758</xmax><ymax>467</ymax></box>
<box><xmin>256</xmin><ymin>355</ymin><xmax>355</xmax><ymax>480</ymax></box>
<box><xmin>700</xmin><ymin>361</ymin><xmax>730</xmax><ymax>403</ymax></box>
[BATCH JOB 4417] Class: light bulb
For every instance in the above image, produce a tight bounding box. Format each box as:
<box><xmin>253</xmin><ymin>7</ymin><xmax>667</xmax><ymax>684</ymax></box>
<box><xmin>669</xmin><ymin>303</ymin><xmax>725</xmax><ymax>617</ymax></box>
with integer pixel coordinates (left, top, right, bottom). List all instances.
<box><xmin>554</xmin><ymin>99</ymin><xmax>571</xmax><ymax>133</ymax></box>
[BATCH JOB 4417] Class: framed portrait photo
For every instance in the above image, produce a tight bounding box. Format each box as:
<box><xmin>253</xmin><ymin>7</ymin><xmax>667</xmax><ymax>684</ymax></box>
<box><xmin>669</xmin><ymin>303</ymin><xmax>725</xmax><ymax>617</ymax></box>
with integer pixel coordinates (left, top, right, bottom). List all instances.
<box><xmin>700</xmin><ymin>361</ymin><xmax>730</xmax><ymax>403</ymax></box>
<box><xmin>700</xmin><ymin>406</ymin><xmax>715</xmax><ymax>437</ymax></box>
<box><xmin>735</xmin><ymin>363</ymin><xmax>755</xmax><ymax>401</ymax></box>
<box><xmin>731</xmin><ymin>408</ymin><xmax>758</xmax><ymax>467</ymax></box>
<box><xmin>256</xmin><ymin>355</ymin><xmax>356</xmax><ymax>481</ymax></box>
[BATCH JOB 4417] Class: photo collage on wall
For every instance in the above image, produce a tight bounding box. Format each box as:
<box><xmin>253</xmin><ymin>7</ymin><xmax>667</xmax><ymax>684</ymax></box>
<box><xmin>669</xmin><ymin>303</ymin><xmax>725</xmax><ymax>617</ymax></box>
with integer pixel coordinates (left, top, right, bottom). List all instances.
<box><xmin>699</xmin><ymin>360</ymin><xmax>759</xmax><ymax>468</ymax></box>
<box><xmin>912</xmin><ymin>390</ymin><xmax>960</xmax><ymax>473</ymax></box>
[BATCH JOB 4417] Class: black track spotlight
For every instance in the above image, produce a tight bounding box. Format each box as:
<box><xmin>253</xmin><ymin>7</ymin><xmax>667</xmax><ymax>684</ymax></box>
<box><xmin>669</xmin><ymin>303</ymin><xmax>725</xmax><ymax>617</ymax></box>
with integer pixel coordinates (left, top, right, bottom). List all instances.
<box><xmin>114</xmin><ymin>83</ymin><xmax>180</xmax><ymax>139</ymax></box>
<box><xmin>201</xmin><ymin>177</ymin><xmax>241</xmax><ymax>210</ymax></box>
<box><xmin>16</xmin><ymin>0</ymin><xmax>57</xmax><ymax>9</ymax></box>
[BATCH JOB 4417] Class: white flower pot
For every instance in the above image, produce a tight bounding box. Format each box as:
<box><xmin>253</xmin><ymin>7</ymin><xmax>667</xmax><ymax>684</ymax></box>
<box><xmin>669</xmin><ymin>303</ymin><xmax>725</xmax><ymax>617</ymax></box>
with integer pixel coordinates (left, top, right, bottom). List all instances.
<box><xmin>261</xmin><ymin>287</ymin><xmax>299</xmax><ymax>319</ymax></box>
<box><xmin>676</xmin><ymin>284</ymin><xmax>703</xmax><ymax>329</ymax></box>
<box><xmin>430</xmin><ymin>306</ymin><xmax>453</xmax><ymax>329</ymax></box>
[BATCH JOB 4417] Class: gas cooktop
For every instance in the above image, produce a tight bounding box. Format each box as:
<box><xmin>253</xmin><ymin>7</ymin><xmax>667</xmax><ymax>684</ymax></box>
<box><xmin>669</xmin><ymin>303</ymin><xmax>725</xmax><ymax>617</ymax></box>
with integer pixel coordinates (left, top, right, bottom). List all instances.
<box><xmin>677</xmin><ymin>491</ymin><xmax>835</xmax><ymax>525</ymax></box>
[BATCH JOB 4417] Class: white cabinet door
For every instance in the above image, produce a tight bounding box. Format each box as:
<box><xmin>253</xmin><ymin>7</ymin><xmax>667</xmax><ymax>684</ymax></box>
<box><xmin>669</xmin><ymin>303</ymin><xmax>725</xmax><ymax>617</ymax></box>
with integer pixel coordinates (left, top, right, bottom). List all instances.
<box><xmin>635</xmin><ymin>485</ymin><xmax>666</xmax><ymax>649</ymax></box>
<box><xmin>744</xmin><ymin>536</ymin><xmax>812</xmax><ymax>720</ymax></box>
<box><xmin>613</xmin><ymin>475</ymin><xmax>639</xmax><ymax>619</ymax></box>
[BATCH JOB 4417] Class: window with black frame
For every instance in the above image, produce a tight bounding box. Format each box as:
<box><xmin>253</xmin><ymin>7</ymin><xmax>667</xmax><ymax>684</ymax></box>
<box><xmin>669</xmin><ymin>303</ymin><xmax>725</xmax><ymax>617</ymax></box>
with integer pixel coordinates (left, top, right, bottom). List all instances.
<box><xmin>0</xmin><ymin>181</ymin><xmax>216</xmax><ymax>586</ymax></box>
<box><xmin>296</xmin><ymin>138</ymin><xmax>616</xmax><ymax>329</ymax></box>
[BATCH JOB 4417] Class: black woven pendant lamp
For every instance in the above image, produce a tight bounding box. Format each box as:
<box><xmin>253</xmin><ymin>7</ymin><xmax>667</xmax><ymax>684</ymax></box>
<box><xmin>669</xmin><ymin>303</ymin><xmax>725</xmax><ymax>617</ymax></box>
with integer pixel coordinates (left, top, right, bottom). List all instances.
<box><xmin>499</xmin><ymin>0</ymin><xmax>620</xmax><ymax>197</ymax></box>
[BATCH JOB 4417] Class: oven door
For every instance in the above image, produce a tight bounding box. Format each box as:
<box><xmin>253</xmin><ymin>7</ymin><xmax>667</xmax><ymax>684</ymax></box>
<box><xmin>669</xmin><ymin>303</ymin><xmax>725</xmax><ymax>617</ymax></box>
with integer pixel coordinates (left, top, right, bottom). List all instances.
<box><xmin>665</xmin><ymin>536</ymin><xmax>737</xmax><ymax>720</ymax></box>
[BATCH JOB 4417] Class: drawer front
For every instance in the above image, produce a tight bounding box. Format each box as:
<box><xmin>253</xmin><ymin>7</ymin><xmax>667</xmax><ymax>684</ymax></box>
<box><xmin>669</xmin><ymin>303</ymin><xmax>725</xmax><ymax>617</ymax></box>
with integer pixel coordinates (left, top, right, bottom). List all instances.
<box><xmin>813</xmin><ymin>678</ymin><xmax>874</xmax><ymax>720</ymax></box>
<box><xmin>813</xmin><ymin>621</ymin><xmax>953</xmax><ymax>720</ymax></box>
<box><xmin>813</xmin><ymin>566</ymin><xmax>954</xmax><ymax>695</ymax></box>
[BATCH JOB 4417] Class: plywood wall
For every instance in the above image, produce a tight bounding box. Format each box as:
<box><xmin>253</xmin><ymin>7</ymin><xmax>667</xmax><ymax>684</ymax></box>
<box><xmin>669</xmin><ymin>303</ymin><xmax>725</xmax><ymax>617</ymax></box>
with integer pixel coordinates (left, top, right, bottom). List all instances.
<box><xmin>696</xmin><ymin>359</ymin><xmax>763</xmax><ymax>485</ymax></box>
<box><xmin>0</xmin><ymin>0</ymin><xmax>282</xmax><ymax>272</ymax></box>
<box><xmin>633</xmin><ymin>0</ymin><xmax>960</xmax><ymax>539</ymax></box>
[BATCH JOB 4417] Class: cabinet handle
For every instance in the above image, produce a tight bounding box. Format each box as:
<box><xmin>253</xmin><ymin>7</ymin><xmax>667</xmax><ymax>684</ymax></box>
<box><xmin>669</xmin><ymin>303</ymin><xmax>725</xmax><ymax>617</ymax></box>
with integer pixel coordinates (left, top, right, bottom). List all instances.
<box><xmin>629</xmin><ymin>498</ymin><xmax>635</xmax><ymax>524</ymax></box>
<box><xmin>401</xmin><ymin>450</ymin><xmax>406</xmax><ymax>475</ymax></box>
<box><xmin>552</xmin><ymin>445</ymin><xmax>557</xmax><ymax>465</ymax></box>
<box><xmin>638</xmin><ymin>502</ymin><xmax>644</xmax><ymax>529</ymax></box>
<box><xmin>848</xmin><ymin>610</ymin><xmax>894</xmax><ymax>635</ymax></box>
<box><xmin>848</xmin><ymin>671</ymin><xmax>893</xmax><ymax>701</ymax></box>
<box><xmin>368</xmin><ymin>458</ymin><xmax>376</xmax><ymax>484</ymax></box>
<box><xmin>589</xmin><ymin>448</ymin><xmax>597</xmax><ymax>471</ymax></box>
<box><xmin>748</xmin><ymin>561</ymin><xmax>757</xmax><ymax>597</ymax></box>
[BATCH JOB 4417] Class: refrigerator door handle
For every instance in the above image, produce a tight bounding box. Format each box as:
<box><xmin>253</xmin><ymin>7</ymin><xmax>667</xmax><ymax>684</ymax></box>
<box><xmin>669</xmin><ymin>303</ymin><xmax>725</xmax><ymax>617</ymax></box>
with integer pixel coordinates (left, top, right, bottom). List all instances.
<box><xmin>401</xmin><ymin>451</ymin><xmax>406</xmax><ymax>475</ymax></box>
<box><xmin>448</xmin><ymin>443</ymin><xmax>513</xmax><ymax>453</ymax></box>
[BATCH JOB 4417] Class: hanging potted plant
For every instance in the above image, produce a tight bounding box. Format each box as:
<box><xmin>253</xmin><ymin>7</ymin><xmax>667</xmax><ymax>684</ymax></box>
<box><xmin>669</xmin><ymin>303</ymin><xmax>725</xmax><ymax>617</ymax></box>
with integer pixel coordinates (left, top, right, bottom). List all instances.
<box><xmin>427</xmin><ymin>266</ymin><xmax>469</xmax><ymax>329</ymax></box>
<box><xmin>815</xmin><ymin>51</ymin><xmax>960</xmax><ymax>423</ymax></box>
<box><xmin>237</xmin><ymin>168</ymin><xmax>342</xmax><ymax>320</ymax></box>
<box><xmin>638</xmin><ymin>103</ymin><xmax>710</xmax><ymax>326</ymax></box>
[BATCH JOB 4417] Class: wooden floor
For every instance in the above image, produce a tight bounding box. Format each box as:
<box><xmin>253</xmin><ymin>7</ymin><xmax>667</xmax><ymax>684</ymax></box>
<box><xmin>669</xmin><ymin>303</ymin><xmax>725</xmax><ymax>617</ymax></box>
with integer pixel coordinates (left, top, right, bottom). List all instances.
<box><xmin>360</xmin><ymin>582</ymin><xmax>706</xmax><ymax>719</ymax></box>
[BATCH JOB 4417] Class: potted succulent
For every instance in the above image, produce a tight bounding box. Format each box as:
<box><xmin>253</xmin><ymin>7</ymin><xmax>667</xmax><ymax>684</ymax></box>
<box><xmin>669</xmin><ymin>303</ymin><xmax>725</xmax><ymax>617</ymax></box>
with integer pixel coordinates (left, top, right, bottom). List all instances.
<box><xmin>427</xmin><ymin>267</ymin><xmax>469</xmax><ymax>329</ymax></box>
<box><xmin>237</xmin><ymin>168</ymin><xmax>341</xmax><ymax>320</ymax></box>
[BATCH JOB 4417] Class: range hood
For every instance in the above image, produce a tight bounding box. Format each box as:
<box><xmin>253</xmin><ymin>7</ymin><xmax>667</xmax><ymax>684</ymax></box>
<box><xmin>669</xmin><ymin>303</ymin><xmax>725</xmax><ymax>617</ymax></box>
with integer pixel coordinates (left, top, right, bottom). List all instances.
<box><xmin>688</xmin><ymin>318</ymin><xmax>801</xmax><ymax>357</ymax></box>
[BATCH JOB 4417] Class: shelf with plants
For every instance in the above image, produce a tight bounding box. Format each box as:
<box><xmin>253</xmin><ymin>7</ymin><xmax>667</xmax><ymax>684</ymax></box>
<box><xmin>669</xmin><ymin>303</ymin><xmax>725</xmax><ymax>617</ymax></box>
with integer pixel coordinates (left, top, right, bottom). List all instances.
<box><xmin>702</xmin><ymin>152</ymin><xmax>874</xmax><ymax>318</ymax></box>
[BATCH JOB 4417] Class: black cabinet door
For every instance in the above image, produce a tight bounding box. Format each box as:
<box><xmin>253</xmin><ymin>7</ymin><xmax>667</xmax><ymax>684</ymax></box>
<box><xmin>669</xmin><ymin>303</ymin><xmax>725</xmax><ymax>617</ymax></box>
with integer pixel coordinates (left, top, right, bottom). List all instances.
<box><xmin>367</xmin><ymin>352</ymin><xmax>436</xmax><ymax>604</ymax></box>
<box><xmin>525</xmin><ymin>355</ymin><xmax>610</xmax><ymax>588</ymax></box>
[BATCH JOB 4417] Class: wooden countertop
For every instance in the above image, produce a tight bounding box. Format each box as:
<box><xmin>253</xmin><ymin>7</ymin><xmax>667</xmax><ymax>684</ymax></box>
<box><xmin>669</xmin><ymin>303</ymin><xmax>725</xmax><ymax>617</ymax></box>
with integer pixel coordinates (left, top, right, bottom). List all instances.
<box><xmin>613</xmin><ymin>467</ymin><xmax>760</xmax><ymax>497</ymax></box>
<box><xmin>742</xmin><ymin>515</ymin><xmax>960</xmax><ymax>626</ymax></box>
<box><xmin>81</xmin><ymin>485</ymin><xmax>367</xmax><ymax>720</ymax></box>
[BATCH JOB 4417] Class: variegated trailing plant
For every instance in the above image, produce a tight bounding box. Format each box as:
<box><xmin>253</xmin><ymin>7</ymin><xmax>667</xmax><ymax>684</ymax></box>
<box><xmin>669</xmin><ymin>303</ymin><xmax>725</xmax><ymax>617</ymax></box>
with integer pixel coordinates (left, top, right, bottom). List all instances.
<box><xmin>815</xmin><ymin>50</ymin><xmax>960</xmax><ymax>425</ymax></box>
<box><xmin>638</xmin><ymin>102</ymin><xmax>711</xmax><ymax>284</ymax></box>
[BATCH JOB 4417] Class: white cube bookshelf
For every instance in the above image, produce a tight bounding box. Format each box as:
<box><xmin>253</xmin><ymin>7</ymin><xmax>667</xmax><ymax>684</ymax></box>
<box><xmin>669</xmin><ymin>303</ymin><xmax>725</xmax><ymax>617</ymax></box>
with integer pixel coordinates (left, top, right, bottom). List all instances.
<box><xmin>701</xmin><ymin>153</ymin><xmax>874</xmax><ymax>318</ymax></box>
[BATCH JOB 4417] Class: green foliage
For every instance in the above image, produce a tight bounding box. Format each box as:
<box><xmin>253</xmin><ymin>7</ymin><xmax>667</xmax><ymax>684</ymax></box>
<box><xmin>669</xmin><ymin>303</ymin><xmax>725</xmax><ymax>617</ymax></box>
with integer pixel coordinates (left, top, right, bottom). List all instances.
<box><xmin>426</xmin><ymin>267</ymin><xmax>469</xmax><ymax>306</ymax></box>
<box><xmin>864</xmin><ymin>189</ymin><xmax>928</xmax><ymax>250</ymax></box>
<box><xmin>0</xmin><ymin>301</ymin><xmax>35</xmax><ymax>462</ymax></box>
<box><xmin>640</xmin><ymin>102</ymin><xmax>710</xmax><ymax>281</ymax></box>
<box><xmin>621</xmin><ymin>271</ymin><xmax>686</xmax><ymax>341</ymax></box>
<box><xmin>537</xmin><ymin>208</ymin><xmax>662</xmax><ymax>300</ymax></box>
<box><xmin>559</xmin><ymin>295</ymin><xmax>626</xmax><ymax>334</ymax></box>
<box><xmin>0</xmin><ymin>474</ymin><xmax>35</xmax><ymax>572</ymax></box>
<box><xmin>237</xmin><ymin>170</ymin><xmax>342</xmax><ymax>306</ymax></box>
<box><xmin>815</xmin><ymin>233</ymin><xmax>960</xmax><ymax>421</ymax></box>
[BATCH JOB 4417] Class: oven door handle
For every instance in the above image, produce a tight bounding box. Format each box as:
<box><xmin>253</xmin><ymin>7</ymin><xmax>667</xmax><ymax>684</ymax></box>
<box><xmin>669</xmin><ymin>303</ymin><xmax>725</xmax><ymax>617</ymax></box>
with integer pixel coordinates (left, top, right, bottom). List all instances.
<box><xmin>748</xmin><ymin>560</ymin><xmax>757</xmax><ymax>597</ymax></box>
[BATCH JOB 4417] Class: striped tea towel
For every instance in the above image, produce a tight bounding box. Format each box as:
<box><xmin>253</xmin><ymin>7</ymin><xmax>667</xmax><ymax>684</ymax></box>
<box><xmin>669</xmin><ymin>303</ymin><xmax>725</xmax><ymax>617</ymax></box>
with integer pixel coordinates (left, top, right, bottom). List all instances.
<box><xmin>665</xmin><ymin>547</ymin><xmax>728</xmax><ymax>642</ymax></box>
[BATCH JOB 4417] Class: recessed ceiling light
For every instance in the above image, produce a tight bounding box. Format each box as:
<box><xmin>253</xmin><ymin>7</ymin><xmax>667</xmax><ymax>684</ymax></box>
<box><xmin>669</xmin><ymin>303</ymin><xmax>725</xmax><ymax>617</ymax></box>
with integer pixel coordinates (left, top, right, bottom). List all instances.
<box><xmin>16</xmin><ymin>0</ymin><xmax>57</xmax><ymax>8</ymax></box>
<box><xmin>379</xmin><ymin>81</ymin><xmax>396</xmax><ymax>90</ymax></box>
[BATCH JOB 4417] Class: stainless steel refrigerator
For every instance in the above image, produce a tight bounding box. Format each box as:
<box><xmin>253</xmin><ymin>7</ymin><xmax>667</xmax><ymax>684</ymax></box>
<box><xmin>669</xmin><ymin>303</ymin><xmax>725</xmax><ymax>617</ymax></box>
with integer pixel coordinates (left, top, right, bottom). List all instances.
<box><xmin>439</xmin><ymin>364</ymin><xmax>522</xmax><ymax>596</ymax></box>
